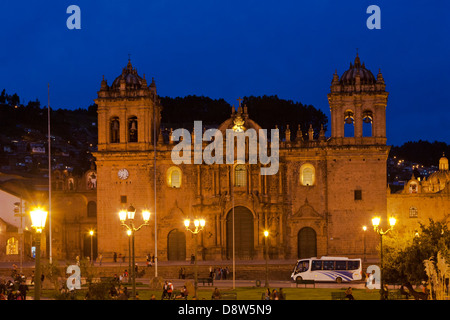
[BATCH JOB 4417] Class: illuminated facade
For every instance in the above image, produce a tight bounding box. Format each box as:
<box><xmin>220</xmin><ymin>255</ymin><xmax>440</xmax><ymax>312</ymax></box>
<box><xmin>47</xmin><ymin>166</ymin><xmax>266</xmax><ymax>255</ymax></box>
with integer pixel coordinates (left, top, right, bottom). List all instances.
<box><xmin>93</xmin><ymin>55</ymin><xmax>390</xmax><ymax>262</ymax></box>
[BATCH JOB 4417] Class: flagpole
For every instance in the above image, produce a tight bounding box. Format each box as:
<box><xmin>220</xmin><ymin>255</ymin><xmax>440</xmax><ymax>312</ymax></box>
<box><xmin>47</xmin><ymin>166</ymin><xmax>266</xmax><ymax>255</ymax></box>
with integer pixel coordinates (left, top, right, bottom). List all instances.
<box><xmin>47</xmin><ymin>83</ymin><xmax>52</xmax><ymax>264</ymax></box>
<box><xmin>153</xmin><ymin>91</ymin><xmax>158</xmax><ymax>277</ymax></box>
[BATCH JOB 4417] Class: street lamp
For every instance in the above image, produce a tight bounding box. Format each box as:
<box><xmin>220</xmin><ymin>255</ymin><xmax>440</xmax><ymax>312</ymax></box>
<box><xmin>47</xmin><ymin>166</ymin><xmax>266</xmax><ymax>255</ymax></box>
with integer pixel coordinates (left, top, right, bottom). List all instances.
<box><xmin>127</xmin><ymin>229</ymin><xmax>132</xmax><ymax>278</ymax></box>
<box><xmin>119</xmin><ymin>205</ymin><xmax>151</xmax><ymax>299</ymax></box>
<box><xmin>30</xmin><ymin>207</ymin><xmax>48</xmax><ymax>300</ymax></box>
<box><xmin>184</xmin><ymin>218</ymin><xmax>206</xmax><ymax>298</ymax></box>
<box><xmin>362</xmin><ymin>226</ymin><xmax>367</xmax><ymax>262</ymax></box>
<box><xmin>264</xmin><ymin>230</ymin><xmax>269</xmax><ymax>288</ymax></box>
<box><xmin>372</xmin><ymin>215</ymin><xmax>397</xmax><ymax>300</ymax></box>
<box><xmin>89</xmin><ymin>230</ymin><xmax>94</xmax><ymax>265</ymax></box>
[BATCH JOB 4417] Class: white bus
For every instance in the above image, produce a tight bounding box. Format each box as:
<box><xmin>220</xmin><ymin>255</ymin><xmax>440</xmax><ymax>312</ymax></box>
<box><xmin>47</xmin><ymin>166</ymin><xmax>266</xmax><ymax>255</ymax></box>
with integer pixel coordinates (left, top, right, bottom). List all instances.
<box><xmin>291</xmin><ymin>256</ymin><xmax>362</xmax><ymax>283</ymax></box>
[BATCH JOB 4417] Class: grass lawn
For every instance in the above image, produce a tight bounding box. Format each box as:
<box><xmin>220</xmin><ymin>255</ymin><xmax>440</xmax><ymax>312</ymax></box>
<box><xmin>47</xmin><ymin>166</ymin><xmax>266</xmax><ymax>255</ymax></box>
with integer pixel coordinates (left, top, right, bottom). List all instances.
<box><xmin>33</xmin><ymin>286</ymin><xmax>384</xmax><ymax>300</ymax></box>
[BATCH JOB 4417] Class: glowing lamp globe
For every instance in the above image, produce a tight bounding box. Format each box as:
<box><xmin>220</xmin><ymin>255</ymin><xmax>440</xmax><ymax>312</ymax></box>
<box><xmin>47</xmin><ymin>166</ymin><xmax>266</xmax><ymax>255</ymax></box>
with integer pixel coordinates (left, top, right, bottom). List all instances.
<box><xmin>30</xmin><ymin>208</ymin><xmax>48</xmax><ymax>233</ymax></box>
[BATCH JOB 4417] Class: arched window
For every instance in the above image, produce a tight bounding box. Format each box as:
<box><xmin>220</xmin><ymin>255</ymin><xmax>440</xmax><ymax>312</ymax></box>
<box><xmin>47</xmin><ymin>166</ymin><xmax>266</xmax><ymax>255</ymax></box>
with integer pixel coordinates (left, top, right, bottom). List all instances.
<box><xmin>362</xmin><ymin>110</ymin><xmax>373</xmax><ymax>137</ymax></box>
<box><xmin>300</xmin><ymin>163</ymin><xmax>315</xmax><ymax>186</ymax></box>
<box><xmin>409</xmin><ymin>182</ymin><xmax>418</xmax><ymax>193</ymax></box>
<box><xmin>234</xmin><ymin>164</ymin><xmax>246</xmax><ymax>187</ymax></box>
<box><xmin>409</xmin><ymin>207</ymin><xmax>418</xmax><ymax>218</ymax></box>
<box><xmin>87</xmin><ymin>201</ymin><xmax>97</xmax><ymax>217</ymax></box>
<box><xmin>6</xmin><ymin>237</ymin><xmax>19</xmax><ymax>255</ymax></box>
<box><xmin>110</xmin><ymin>117</ymin><xmax>120</xmax><ymax>143</ymax></box>
<box><xmin>167</xmin><ymin>166</ymin><xmax>182</xmax><ymax>188</ymax></box>
<box><xmin>128</xmin><ymin>116</ymin><xmax>138</xmax><ymax>142</ymax></box>
<box><xmin>344</xmin><ymin>110</ymin><xmax>354</xmax><ymax>137</ymax></box>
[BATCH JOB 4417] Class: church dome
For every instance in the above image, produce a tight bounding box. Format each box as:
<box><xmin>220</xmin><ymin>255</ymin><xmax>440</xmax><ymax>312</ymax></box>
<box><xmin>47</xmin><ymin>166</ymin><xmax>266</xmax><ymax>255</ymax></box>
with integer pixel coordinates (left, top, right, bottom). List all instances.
<box><xmin>439</xmin><ymin>154</ymin><xmax>449</xmax><ymax>171</ymax></box>
<box><xmin>111</xmin><ymin>60</ymin><xmax>145</xmax><ymax>89</ymax></box>
<box><xmin>340</xmin><ymin>54</ymin><xmax>376</xmax><ymax>85</ymax></box>
<box><xmin>426</xmin><ymin>154</ymin><xmax>450</xmax><ymax>192</ymax></box>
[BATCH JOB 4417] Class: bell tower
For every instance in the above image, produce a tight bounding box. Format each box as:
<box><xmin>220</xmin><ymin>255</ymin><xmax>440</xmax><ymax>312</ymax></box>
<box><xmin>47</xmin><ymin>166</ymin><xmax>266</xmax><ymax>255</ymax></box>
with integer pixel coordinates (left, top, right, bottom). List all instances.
<box><xmin>328</xmin><ymin>53</ymin><xmax>388</xmax><ymax>145</ymax></box>
<box><xmin>95</xmin><ymin>59</ymin><xmax>162</xmax><ymax>152</ymax></box>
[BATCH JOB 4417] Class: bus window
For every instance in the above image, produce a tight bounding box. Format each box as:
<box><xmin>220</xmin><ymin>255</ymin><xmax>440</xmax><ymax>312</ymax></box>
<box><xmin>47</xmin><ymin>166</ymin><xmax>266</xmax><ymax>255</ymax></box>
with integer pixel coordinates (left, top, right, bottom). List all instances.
<box><xmin>296</xmin><ymin>260</ymin><xmax>310</xmax><ymax>273</ymax></box>
<box><xmin>323</xmin><ymin>261</ymin><xmax>334</xmax><ymax>270</ymax></box>
<box><xmin>336</xmin><ymin>261</ymin><xmax>347</xmax><ymax>270</ymax></box>
<box><xmin>348</xmin><ymin>261</ymin><xmax>360</xmax><ymax>270</ymax></box>
<box><xmin>311</xmin><ymin>260</ymin><xmax>322</xmax><ymax>271</ymax></box>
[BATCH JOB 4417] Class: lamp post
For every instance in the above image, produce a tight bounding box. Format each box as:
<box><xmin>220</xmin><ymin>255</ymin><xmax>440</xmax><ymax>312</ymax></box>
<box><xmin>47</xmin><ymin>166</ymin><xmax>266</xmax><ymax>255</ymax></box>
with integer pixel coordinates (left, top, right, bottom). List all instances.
<box><xmin>184</xmin><ymin>218</ymin><xmax>205</xmax><ymax>298</ymax></box>
<box><xmin>89</xmin><ymin>230</ymin><xmax>94</xmax><ymax>265</ymax></box>
<box><xmin>119</xmin><ymin>206</ymin><xmax>151</xmax><ymax>300</ymax></box>
<box><xmin>30</xmin><ymin>207</ymin><xmax>48</xmax><ymax>300</ymax></box>
<box><xmin>264</xmin><ymin>230</ymin><xmax>269</xmax><ymax>288</ymax></box>
<box><xmin>372</xmin><ymin>216</ymin><xmax>396</xmax><ymax>300</ymax></box>
<box><xmin>362</xmin><ymin>226</ymin><xmax>367</xmax><ymax>262</ymax></box>
<box><xmin>127</xmin><ymin>229</ymin><xmax>132</xmax><ymax>278</ymax></box>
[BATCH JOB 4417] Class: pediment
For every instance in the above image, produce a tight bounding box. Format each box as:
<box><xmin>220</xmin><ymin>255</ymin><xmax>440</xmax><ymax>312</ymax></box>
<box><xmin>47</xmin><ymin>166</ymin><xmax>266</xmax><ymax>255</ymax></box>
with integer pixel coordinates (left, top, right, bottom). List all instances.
<box><xmin>292</xmin><ymin>199</ymin><xmax>324</xmax><ymax>220</ymax></box>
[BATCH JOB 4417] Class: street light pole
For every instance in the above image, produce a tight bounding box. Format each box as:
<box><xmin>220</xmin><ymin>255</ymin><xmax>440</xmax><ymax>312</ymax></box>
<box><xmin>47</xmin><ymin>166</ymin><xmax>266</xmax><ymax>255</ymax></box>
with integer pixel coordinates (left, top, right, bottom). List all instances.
<box><xmin>34</xmin><ymin>232</ymin><xmax>42</xmax><ymax>300</ymax></box>
<box><xmin>372</xmin><ymin>216</ymin><xmax>396</xmax><ymax>300</ymax></box>
<box><xmin>30</xmin><ymin>207</ymin><xmax>48</xmax><ymax>301</ymax></box>
<box><xmin>127</xmin><ymin>229</ymin><xmax>132</xmax><ymax>277</ymax></box>
<box><xmin>184</xmin><ymin>218</ymin><xmax>205</xmax><ymax>299</ymax></box>
<box><xmin>264</xmin><ymin>230</ymin><xmax>269</xmax><ymax>288</ymax></box>
<box><xmin>362</xmin><ymin>226</ymin><xmax>367</xmax><ymax>262</ymax></box>
<box><xmin>119</xmin><ymin>206</ymin><xmax>151</xmax><ymax>300</ymax></box>
<box><xmin>89</xmin><ymin>230</ymin><xmax>94</xmax><ymax>265</ymax></box>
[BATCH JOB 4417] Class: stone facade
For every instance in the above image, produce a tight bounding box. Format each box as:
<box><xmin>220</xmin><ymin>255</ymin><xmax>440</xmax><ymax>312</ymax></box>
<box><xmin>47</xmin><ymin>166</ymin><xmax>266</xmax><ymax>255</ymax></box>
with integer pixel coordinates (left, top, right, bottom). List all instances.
<box><xmin>387</xmin><ymin>155</ymin><xmax>450</xmax><ymax>235</ymax></box>
<box><xmin>93</xmin><ymin>55</ymin><xmax>390</xmax><ymax>262</ymax></box>
<box><xmin>50</xmin><ymin>168</ymin><xmax>98</xmax><ymax>260</ymax></box>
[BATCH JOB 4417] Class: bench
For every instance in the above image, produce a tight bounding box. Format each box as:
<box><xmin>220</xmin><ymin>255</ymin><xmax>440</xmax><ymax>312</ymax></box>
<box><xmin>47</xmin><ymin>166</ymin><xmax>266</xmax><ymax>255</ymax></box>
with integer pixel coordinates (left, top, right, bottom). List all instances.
<box><xmin>331</xmin><ymin>292</ymin><xmax>346</xmax><ymax>300</ymax></box>
<box><xmin>198</xmin><ymin>277</ymin><xmax>214</xmax><ymax>286</ymax></box>
<box><xmin>295</xmin><ymin>278</ymin><xmax>315</xmax><ymax>288</ymax></box>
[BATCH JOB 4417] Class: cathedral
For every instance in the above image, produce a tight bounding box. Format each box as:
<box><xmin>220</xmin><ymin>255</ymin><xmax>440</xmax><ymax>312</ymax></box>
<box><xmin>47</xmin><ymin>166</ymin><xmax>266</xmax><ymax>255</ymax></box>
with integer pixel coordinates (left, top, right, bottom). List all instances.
<box><xmin>93</xmin><ymin>54</ymin><xmax>391</xmax><ymax>262</ymax></box>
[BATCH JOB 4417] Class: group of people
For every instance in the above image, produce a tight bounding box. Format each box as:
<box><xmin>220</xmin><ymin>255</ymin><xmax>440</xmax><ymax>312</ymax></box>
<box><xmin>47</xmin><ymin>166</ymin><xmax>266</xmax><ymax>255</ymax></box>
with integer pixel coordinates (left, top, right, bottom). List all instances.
<box><xmin>161</xmin><ymin>280</ymin><xmax>189</xmax><ymax>300</ymax></box>
<box><xmin>209</xmin><ymin>266</ymin><xmax>230</xmax><ymax>280</ymax></box>
<box><xmin>262</xmin><ymin>288</ymin><xmax>285</xmax><ymax>300</ymax></box>
<box><xmin>107</xmin><ymin>283</ymin><xmax>133</xmax><ymax>300</ymax></box>
<box><xmin>146</xmin><ymin>254</ymin><xmax>155</xmax><ymax>267</ymax></box>
<box><xmin>0</xmin><ymin>278</ymin><xmax>29</xmax><ymax>300</ymax></box>
<box><xmin>0</xmin><ymin>266</ymin><xmax>31</xmax><ymax>300</ymax></box>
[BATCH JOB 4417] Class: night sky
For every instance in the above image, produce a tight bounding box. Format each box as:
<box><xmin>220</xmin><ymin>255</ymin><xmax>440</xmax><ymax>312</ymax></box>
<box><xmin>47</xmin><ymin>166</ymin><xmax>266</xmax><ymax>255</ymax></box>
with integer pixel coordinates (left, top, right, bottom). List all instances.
<box><xmin>1</xmin><ymin>1</ymin><xmax>449</xmax><ymax>146</ymax></box>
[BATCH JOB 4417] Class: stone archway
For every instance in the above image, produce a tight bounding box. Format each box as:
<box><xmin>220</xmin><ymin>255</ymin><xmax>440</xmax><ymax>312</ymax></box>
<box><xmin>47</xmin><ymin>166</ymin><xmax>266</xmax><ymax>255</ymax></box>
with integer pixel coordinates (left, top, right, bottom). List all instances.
<box><xmin>226</xmin><ymin>206</ymin><xmax>254</xmax><ymax>260</ymax></box>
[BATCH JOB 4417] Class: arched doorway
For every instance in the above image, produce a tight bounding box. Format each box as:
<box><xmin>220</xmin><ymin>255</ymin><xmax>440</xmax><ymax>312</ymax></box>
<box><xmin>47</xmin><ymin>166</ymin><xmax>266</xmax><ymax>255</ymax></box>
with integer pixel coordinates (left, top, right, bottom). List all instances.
<box><xmin>226</xmin><ymin>206</ymin><xmax>254</xmax><ymax>260</ymax></box>
<box><xmin>298</xmin><ymin>227</ymin><xmax>317</xmax><ymax>259</ymax></box>
<box><xmin>167</xmin><ymin>229</ymin><xmax>186</xmax><ymax>261</ymax></box>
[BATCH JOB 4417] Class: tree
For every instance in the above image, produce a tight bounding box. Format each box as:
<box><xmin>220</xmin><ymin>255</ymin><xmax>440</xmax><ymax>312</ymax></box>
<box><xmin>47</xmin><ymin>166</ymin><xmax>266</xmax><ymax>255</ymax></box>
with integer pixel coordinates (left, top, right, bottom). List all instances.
<box><xmin>382</xmin><ymin>219</ymin><xmax>450</xmax><ymax>299</ymax></box>
<box><xmin>242</xmin><ymin>95</ymin><xmax>328</xmax><ymax>140</ymax></box>
<box><xmin>424</xmin><ymin>251</ymin><xmax>449</xmax><ymax>300</ymax></box>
